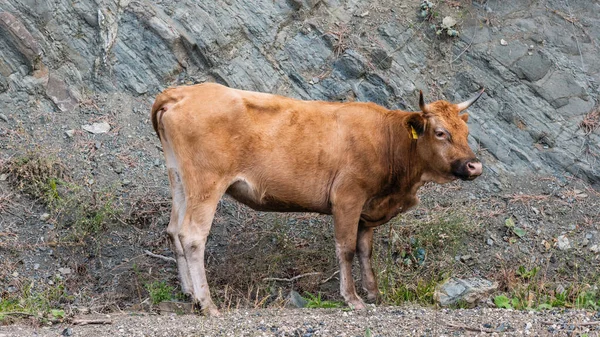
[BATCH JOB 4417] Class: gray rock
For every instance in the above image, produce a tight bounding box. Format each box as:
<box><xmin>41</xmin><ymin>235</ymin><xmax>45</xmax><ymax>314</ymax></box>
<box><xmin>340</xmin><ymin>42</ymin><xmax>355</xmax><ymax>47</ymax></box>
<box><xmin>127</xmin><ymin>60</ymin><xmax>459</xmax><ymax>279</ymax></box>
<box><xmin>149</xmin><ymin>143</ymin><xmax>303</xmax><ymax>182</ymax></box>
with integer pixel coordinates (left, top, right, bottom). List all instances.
<box><xmin>0</xmin><ymin>12</ymin><xmax>43</xmax><ymax>71</ymax></box>
<box><xmin>46</xmin><ymin>73</ymin><xmax>79</xmax><ymax>112</ymax></box>
<box><xmin>58</xmin><ymin>267</ymin><xmax>72</xmax><ymax>275</ymax></box>
<box><xmin>590</xmin><ymin>245</ymin><xmax>600</xmax><ymax>253</ymax></box>
<box><xmin>286</xmin><ymin>290</ymin><xmax>308</xmax><ymax>308</ymax></box>
<box><xmin>370</xmin><ymin>48</ymin><xmax>392</xmax><ymax>70</ymax></box>
<box><xmin>434</xmin><ymin>277</ymin><xmax>498</xmax><ymax>307</ymax></box>
<box><xmin>333</xmin><ymin>50</ymin><xmax>367</xmax><ymax>79</ymax></box>
<box><xmin>513</xmin><ymin>50</ymin><xmax>552</xmax><ymax>82</ymax></box>
<box><xmin>40</xmin><ymin>213</ymin><xmax>50</xmax><ymax>221</ymax></box>
<box><xmin>0</xmin><ymin>74</ymin><xmax>8</xmax><ymax>92</ymax></box>
<box><xmin>82</xmin><ymin>122</ymin><xmax>110</xmax><ymax>134</ymax></box>
<box><xmin>65</xmin><ymin>129</ymin><xmax>75</xmax><ymax>138</ymax></box>
<box><xmin>557</xmin><ymin>235</ymin><xmax>570</xmax><ymax>251</ymax></box>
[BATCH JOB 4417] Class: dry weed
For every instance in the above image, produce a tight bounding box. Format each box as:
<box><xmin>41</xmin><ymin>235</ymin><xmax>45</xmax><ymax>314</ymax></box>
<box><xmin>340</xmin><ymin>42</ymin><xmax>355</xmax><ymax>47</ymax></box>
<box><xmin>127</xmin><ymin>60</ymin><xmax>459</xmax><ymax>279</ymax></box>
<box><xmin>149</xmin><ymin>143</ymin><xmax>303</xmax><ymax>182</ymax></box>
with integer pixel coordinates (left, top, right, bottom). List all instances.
<box><xmin>580</xmin><ymin>107</ymin><xmax>600</xmax><ymax>136</ymax></box>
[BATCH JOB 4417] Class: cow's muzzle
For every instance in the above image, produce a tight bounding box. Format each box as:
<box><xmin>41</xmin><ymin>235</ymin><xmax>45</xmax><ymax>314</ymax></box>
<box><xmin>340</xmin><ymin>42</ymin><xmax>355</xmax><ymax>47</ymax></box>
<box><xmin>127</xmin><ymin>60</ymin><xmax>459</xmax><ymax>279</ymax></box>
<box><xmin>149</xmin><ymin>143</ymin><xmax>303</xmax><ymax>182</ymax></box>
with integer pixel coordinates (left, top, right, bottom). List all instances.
<box><xmin>452</xmin><ymin>158</ymin><xmax>483</xmax><ymax>181</ymax></box>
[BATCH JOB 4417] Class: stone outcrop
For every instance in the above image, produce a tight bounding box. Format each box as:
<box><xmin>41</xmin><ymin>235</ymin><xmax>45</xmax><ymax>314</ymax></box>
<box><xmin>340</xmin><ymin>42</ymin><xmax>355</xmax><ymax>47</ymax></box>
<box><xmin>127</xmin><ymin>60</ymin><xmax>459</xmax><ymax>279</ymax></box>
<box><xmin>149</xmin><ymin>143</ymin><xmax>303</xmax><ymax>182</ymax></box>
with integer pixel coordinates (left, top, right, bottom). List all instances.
<box><xmin>0</xmin><ymin>0</ymin><xmax>598</xmax><ymax>186</ymax></box>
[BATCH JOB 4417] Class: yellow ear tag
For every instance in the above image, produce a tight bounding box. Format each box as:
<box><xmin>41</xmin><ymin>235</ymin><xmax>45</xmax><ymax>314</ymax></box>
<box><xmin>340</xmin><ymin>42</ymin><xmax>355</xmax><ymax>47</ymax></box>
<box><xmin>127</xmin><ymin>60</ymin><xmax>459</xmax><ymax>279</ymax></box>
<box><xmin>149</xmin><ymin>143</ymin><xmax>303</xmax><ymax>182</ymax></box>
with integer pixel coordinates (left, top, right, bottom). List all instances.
<box><xmin>410</xmin><ymin>125</ymin><xmax>419</xmax><ymax>140</ymax></box>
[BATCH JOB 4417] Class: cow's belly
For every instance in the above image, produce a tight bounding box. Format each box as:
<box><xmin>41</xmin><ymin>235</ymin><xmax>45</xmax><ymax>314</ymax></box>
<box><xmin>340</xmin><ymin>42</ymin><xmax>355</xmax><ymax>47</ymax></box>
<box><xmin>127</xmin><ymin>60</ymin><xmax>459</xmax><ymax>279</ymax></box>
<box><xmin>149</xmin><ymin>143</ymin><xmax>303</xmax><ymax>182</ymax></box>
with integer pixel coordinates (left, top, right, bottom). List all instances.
<box><xmin>226</xmin><ymin>179</ymin><xmax>330</xmax><ymax>214</ymax></box>
<box><xmin>360</xmin><ymin>194</ymin><xmax>419</xmax><ymax>227</ymax></box>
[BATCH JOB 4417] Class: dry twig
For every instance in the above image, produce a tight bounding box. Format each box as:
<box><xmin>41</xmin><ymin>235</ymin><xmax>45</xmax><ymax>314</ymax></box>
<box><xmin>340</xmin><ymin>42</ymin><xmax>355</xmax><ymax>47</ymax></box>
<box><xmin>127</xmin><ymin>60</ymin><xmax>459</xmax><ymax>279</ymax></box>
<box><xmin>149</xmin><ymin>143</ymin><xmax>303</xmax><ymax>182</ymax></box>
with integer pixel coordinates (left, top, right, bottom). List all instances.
<box><xmin>263</xmin><ymin>272</ymin><xmax>322</xmax><ymax>283</ymax></box>
<box><xmin>72</xmin><ymin>318</ymin><xmax>113</xmax><ymax>326</ymax></box>
<box><xmin>321</xmin><ymin>270</ymin><xmax>340</xmax><ymax>284</ymax></box>
<box><xmin>144</xmin><ymin>250</ymin><xmax>176</xmax><ymax>263</ymax></box>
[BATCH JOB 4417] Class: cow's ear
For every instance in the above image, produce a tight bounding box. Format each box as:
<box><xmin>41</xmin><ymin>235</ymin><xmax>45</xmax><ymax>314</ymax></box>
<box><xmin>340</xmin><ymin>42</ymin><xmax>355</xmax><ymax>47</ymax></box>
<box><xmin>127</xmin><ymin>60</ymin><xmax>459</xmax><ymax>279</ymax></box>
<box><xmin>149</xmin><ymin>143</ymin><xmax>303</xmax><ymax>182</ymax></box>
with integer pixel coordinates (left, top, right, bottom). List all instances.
<box><xmin>405</xmin><ymin>112</ymin><xmax>426</xmax><ymax>139</ymax></box>
<box><xmin>460</xmin><ymin>113</ymin><xmax>469</xmax><ymax>123</ymax></box>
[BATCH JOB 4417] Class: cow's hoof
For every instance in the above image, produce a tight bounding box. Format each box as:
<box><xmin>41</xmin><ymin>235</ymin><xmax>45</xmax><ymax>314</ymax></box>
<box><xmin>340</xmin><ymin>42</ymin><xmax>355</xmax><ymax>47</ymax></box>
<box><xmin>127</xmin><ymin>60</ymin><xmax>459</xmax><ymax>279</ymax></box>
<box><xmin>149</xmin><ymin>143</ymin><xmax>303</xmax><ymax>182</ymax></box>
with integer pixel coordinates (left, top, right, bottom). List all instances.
<box><xmin>348</xmin><ymin>300</ymin><xmax>366</xmax><ymax>310</ymax></box>
<box><xmin>203</xmin><ymin>305</ymin><xmax>221</xmax><ymax>316</ymax></box>
<box><xmin>365</xmin><ymin>294</ymin><xmax>378</xmax><ymax>304</ymax></box>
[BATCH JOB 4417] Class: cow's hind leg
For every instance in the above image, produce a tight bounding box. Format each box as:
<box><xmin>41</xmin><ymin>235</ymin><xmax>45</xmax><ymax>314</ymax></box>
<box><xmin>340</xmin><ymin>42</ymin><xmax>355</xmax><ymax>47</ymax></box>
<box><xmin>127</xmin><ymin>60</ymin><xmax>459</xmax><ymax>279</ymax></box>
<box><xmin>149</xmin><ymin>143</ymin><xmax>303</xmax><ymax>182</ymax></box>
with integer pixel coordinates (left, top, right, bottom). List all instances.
<box><xmin>165</xmin><ymin>168</ymin><xmax>193</xmax><ymax>296</ymax></box>
<box><xmin>178</xmin><ymin>189</ymin><xmax>223</xmax><ymax>316</ymax></box>
<box><xmin>357</xmin><ymin>224</ymin><xmax>378</xmax><ymax>303</ymax></box>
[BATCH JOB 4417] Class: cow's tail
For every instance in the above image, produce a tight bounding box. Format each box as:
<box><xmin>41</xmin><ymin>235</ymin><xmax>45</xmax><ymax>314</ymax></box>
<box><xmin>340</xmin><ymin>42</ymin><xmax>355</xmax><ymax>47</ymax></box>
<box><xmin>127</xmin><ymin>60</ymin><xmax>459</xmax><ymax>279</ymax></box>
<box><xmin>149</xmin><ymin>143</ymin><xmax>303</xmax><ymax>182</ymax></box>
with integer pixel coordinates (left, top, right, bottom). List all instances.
<box><xmin>151</xmin><ymin>88</ymin><xmax>178</xmax><ymax>141</ymax></box>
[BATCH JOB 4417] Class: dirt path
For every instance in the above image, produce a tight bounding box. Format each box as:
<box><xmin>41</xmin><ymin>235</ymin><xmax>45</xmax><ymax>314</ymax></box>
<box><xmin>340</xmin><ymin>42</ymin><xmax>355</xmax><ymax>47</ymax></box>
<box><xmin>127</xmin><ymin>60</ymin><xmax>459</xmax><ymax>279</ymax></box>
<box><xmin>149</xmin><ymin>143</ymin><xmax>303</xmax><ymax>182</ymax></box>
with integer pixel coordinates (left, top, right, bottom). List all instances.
<box><xmin>2</xmin><ymin>306</ymin><xmax>599</xmax><ymax>336</ymax></box>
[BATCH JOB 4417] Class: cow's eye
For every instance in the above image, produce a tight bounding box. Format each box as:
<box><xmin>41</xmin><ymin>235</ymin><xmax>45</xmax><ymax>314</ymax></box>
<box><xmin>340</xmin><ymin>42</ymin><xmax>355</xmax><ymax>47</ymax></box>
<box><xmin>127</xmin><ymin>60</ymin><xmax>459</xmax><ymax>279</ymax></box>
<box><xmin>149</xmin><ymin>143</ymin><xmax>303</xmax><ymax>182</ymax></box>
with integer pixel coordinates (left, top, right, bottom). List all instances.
<box><xmin>435</xmin><ymin>130</ymin><xmax>447</xmax><ymax>139</ymax></box>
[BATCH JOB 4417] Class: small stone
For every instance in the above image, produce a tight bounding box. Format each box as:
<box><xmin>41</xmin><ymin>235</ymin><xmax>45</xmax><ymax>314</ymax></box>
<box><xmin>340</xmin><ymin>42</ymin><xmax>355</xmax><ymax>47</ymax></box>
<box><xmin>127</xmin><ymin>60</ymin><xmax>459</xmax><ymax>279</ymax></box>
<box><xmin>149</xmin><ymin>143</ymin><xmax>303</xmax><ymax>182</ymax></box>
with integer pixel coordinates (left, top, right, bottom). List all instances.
<box><xmin>34</xmin><ymin>263</ymin><xmax>40</xmax><ymax>270</ymax></box>
<box><xmin>434</xmin><ymin>277</ymin><xmax>498</xmax><ymax>306</ymax></box>
<box><xmin>58</xmin><ymin>267</ymin><xmax>72</xmax><ymax>275</ymax></box>
<box><xmin>154</xmin><ymin>159</ymin><xmax>161</xmax><ymax>167</ymax></box>
<box><xmin>0</xmin><ymin>173</ymin><xmax>7</xmax><ymax>181</ymax></box>
<box><xmin>40</xmin><ymin>213</ymin><xmax>50</xmax><ymax>221</ymax></box>
<box><xmin>122</xmin><ymin>179</ymin><xmax>131</xmax><ymax>186</ymax></box>
<box><xmin>61</xmin><ymin>328</ymin><xmax>72</xmax><ymax>336</ymax></box>
<box><xmin>590</xmin><ymin>244</ymin><xmax>600</xmax><ymax>253</ymax></box>
<box><xmin>500</xmin><ymin>39</ymin><xmax>508</xmax><ymax>46</ymax></box>
<box><xmin>95</xmin><ymin>141</ymin><xmax>101</xmax><ymax>149</ymax></box>
<box><xmin>12</xmin><ymin>271</ymin><xmax>18</xmax><ymax>277</ymax></box>
<box><xmin>557</xmin><ymin>235</ymin><xmax>570</xmax><ymax>250</ymax></box>
<box><xmin>82</xmin><ymin>121</ymin><xmax>110</xmax><ymax>134</ymax></box>
<box><xmin>0</xmin><ymin>113</ymin><xmax>8</xmax><ymax>122</ymax></box>
<box><xmin>460</xmin><ymin>255</ymin><xmax>472</xmax><ymax>262</ymax></box>
<box><xmin>582</xmin><ymin>238</ymin><xmax>589</xmax><ymax>247</ymax></box>
<box><xmin>48</xmin><ymin>280</ymin><xmax>54</xmax><ymax>285</ymax></box>
<box><xmin>65</xmin><ymin>129</ymin><xmax>75</xmax><ymax>138</ymax></box>
<box><xmin>88</xmin><ymin>179</ymin><xmax>94</xmax><ymax>185</ymax></box>
<box><xmin>487</xmin><ymin>238</ymin><xmax>494</xmax><ymax>246</ymax></box>
<box><xmin>531</xmin><ymin>206</ymin><xmax>539</xmax><ymax>214</ymax></box>
<box><xmin>286</xmin><ymin>290</ymin><xmax>308</xmax><ymax>308</ymax></box>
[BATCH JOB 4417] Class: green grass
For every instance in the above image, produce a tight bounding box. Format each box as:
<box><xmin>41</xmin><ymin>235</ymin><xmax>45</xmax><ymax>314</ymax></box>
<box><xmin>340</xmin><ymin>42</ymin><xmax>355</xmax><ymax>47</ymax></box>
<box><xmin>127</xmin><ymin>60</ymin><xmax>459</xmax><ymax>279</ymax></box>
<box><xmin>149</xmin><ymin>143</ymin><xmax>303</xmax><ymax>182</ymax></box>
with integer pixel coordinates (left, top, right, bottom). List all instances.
<box><xmin>145</xmin><ymin>281</ymin><xmax>176</xmax><ymax>305</ymax></box>
<box><xmin>303</xmin><ymin>292</ymin><xmax>344</xmax><ymax>309</ymax></box>
<box><xmin>0</xmin><ymin>279</ymin><xmax>71</xmax><ymax>324</ymax></box>
<box><xmin>494</xmin><ymin>264</ymin><xmax>600</xmax><ymax>311</ymax></box>
<box><xmin>4</xmin><ymin>152</ymin><xmax>123</xmax><ymax>243</ymax></box>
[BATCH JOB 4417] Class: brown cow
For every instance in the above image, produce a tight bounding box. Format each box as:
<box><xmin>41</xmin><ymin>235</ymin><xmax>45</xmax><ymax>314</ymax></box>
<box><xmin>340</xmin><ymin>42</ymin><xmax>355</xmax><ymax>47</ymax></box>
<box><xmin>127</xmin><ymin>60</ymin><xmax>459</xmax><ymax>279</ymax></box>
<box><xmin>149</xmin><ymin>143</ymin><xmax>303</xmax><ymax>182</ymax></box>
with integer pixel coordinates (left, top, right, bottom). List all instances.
<box><xmin>151</xmin><ymin>83</ymin><xmax>484</xmax><ymax>315</ymax></box>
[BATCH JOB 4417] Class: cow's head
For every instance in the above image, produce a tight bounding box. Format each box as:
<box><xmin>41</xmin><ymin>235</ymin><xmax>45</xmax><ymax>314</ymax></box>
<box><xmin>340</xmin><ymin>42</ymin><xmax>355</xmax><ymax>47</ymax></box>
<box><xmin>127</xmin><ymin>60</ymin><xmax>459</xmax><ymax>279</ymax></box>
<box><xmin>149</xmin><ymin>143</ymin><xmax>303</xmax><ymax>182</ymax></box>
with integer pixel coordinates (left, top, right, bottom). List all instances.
<box><xmin>406</xmin><ymin>89</ymin><xmax>484</xmax><ymax>183</ymax></box>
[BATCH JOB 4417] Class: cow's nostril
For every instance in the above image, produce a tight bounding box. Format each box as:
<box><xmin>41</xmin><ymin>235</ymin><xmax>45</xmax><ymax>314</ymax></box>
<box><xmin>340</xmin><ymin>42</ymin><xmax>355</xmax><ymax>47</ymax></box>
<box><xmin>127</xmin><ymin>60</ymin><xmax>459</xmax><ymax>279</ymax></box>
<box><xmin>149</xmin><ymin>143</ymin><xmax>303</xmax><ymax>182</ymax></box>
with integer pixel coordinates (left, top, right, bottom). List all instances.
<box><xmin>467</xmin><ymin>161</ymin><xmax>483</xmax><ymax>175</ymax></box>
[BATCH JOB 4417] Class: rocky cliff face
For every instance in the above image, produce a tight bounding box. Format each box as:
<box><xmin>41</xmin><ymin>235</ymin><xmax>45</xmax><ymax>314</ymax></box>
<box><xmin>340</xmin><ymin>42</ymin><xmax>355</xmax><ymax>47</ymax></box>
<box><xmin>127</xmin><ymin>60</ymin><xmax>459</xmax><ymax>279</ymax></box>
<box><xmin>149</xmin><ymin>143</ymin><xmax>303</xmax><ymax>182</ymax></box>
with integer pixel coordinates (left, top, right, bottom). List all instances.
<box><xmin>1</xmin><ymin>0</ymin><xmax>599</xmax><ymax>187</ymax></box>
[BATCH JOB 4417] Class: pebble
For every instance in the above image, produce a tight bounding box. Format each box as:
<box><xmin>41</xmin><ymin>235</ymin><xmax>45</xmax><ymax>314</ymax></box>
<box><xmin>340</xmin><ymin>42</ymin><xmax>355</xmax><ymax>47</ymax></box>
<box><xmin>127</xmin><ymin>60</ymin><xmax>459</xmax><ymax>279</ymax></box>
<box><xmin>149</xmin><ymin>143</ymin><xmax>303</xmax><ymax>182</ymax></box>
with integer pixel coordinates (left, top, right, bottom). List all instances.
<box><xmin>487</xmin><ymin>238</ymin><xmax>494</xmax><ymax>246</ymax></box>
<box><xmin>34</xmin><ymin>263</ymin><xmax>40</xmax><ymax>270</ymax></box>
<box><xmin>557</xmin><ymin>235</ymin><xmax>570</xmax><ymax>250</ymax></box>
<box><xmin>61</xmin><ymin>327</ymin><xmax>72</xmax><ymax>336</ymax></box>
<box><xmin>0</xmin><ymin>113</ymin><xmax>8</xmax><ymax>122</ymax></box>
<box><xmin>500</xmin><ymin>39</ymin><xmax>508</xmax><ymax>46</ymax></box>
<box><xmin>58</xmin><ymin>267</ymin><xmax>72</xmax><ymax>275</ymax></box>
<box><xmin>65</xmin><ymin>129</ymin><xmax>75</xmax><ymax>138</ymax></box>
<box><xmin>40</xmin><ymin>213</ymin><xmax>50</xmax><ymax>221</ymax></box>
<box><xmin>590</xmin><ymin>244</ymin><xmax>599</xmax><ymax>253</ymax></box>
<box><xmin>0</xmin><ymin>173</ymin><xmax>7</xmax><ymax>181</ymax></box>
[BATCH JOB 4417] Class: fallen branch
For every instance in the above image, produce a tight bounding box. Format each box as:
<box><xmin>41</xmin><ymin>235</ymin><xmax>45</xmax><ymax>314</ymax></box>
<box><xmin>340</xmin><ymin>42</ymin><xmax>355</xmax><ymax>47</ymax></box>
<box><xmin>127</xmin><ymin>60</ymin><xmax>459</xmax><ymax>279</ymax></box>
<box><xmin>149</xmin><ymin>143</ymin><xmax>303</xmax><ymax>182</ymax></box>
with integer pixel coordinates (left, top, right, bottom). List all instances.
<box><xmin>72</xmin><ymin>318</ymin><xmax>113</xmax><ymax>326</ymax></box>
<box><xmin>263</xmin><ymin>272</ymin><xmax>321</xmax><ymax>283</ymax></box>
<box><xmin>144</xmin><ymin>250</ymin><xmax>176</xmax><ymax>263</ymax></box>
<box><xmin>446</xmin><ymin>322</ymin><xmax>496</xmax><ymax>333</ymax></box>
<box><xmin>321</xmin><ymin>270</ymin><xmax>340</xmax><ymax>284</ymax></box>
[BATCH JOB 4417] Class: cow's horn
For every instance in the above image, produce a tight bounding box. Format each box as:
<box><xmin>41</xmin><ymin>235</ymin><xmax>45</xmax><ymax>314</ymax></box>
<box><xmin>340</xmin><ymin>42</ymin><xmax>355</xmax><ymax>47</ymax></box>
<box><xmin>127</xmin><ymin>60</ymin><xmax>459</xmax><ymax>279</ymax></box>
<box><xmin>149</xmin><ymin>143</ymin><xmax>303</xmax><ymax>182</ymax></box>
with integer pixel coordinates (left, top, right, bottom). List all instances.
<box><xmin>457</xmin><ymin>88</ymin><xmax>485</xmax><ymax>111</ymax></box>
<box><xmin>419</xmin><ymin>90</ymin><xmax>430</xmax><ymax>114</ymax></box>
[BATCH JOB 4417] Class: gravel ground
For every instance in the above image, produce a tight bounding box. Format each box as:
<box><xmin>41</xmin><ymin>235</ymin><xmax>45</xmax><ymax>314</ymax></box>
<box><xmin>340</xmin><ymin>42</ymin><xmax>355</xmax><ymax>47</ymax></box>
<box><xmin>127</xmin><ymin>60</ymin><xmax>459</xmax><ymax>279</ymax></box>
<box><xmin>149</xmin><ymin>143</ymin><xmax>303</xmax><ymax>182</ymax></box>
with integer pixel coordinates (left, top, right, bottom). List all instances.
<box><xmin>2</xmin><ymin>306</ymin><xmax>599</xmax><ymax>337</ymax></box>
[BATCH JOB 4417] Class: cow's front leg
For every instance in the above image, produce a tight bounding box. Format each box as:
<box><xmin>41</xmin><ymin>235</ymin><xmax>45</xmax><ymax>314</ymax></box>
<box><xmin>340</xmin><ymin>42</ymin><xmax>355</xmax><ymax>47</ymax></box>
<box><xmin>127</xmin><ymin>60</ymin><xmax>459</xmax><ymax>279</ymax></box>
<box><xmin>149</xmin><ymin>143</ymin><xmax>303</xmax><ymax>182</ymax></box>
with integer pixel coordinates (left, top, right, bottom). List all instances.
<box><xmin>357</xmin><ymin>223</ymin><xmax>378</xmax><ymax>303</ymax></box>
<box><xmin>332</xmin><ymin>204</ymin><xmax>365</xmax><ymax>310</ymax></box>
